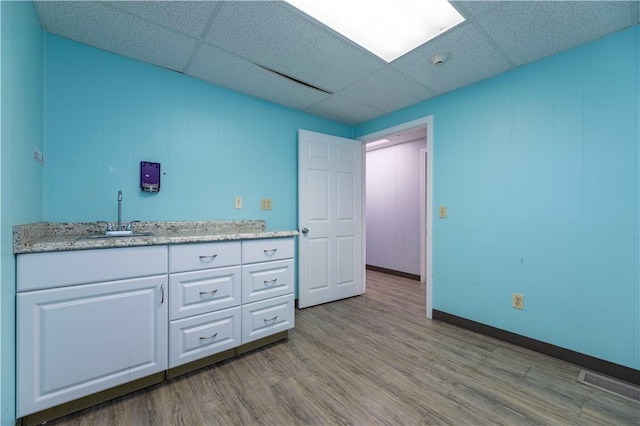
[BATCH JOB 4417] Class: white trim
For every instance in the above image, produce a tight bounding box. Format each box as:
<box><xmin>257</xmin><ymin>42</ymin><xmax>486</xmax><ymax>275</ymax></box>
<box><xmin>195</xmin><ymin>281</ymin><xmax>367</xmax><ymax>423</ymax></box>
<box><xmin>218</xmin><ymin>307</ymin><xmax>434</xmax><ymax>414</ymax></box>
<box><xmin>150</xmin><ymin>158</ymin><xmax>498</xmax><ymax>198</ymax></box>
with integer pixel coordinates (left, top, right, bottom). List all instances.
<box><xmin>426</xmin><ymin>118</ymin><xmax>434</xmax><ymax>320</ymax></box>
<box><xmin>420</xmin><ymin>148</ymin><xmax>427</xmax><ymax>283</ymax></box>
<box><xmin>361</xmin><ymin>140</ymin><xmax>367</xmax><ymax>294</ymax></box>
<box><xmin>359</xmin><ymin>115</ymin><xmax>434</xmax><ymax>319</ymax></box>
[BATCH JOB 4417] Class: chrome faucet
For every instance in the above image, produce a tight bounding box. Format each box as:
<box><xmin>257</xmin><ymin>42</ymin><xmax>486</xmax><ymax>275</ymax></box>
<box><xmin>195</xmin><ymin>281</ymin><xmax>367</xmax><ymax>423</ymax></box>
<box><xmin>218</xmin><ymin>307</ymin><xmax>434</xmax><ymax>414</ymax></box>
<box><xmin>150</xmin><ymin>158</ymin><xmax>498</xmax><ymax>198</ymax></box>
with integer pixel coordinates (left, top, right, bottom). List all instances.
<box><xmin>96</xmin><ymin>190</ymin><xmax>140</xmax><ymax>234</ymax></box>
<box><xmin>117</xmin><ymin>190</ymin><xmax>123</xmax><ymax>231</ymax></box>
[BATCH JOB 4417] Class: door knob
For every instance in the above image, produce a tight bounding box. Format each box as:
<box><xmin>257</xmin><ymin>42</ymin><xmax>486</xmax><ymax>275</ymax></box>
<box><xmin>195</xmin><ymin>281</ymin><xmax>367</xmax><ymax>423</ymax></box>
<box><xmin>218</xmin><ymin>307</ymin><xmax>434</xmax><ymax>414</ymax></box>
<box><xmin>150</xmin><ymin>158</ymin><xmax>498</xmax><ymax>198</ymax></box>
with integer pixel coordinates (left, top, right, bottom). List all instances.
<box><xmin>301</xmin><ymin>227</ymin><xmax>309</xmax><ymax>234</ymax></box>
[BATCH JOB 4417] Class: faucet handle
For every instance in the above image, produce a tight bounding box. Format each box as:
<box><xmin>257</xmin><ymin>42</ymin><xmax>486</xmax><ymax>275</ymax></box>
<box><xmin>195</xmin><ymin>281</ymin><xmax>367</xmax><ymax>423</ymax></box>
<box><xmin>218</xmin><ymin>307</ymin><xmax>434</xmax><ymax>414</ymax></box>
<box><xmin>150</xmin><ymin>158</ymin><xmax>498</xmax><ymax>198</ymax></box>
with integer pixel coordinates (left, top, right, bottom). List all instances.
<box><xmin>125</xmin><ymin>220</ymin><xmax>141</xmax><ymax>232</ymax></box>
<box><xmin>97</xmin><ymin>221</ymin><xmax>114</xmax><ymax>232</ymax></box>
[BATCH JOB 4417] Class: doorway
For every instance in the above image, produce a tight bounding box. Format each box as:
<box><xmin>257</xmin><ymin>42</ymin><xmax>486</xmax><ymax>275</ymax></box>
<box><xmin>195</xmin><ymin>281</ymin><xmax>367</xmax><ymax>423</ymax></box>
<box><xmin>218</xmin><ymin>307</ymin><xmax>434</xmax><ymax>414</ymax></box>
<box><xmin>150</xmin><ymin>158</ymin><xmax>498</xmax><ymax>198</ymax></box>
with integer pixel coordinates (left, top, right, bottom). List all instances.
<box><xmin>358</xmin><ymin>116</ymin><xmax>434</xmax><ymax>319</ymax></box>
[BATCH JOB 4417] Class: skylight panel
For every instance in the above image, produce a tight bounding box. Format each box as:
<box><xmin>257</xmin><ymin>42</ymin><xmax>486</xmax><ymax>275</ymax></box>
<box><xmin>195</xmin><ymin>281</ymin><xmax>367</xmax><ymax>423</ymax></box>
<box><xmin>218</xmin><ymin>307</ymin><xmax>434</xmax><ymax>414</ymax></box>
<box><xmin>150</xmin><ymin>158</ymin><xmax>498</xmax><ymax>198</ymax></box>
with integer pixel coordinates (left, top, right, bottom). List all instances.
<box><xmin>285</xmin><ymin>0</ymin><xmax>465</xmax><ymax>63</ymax></box>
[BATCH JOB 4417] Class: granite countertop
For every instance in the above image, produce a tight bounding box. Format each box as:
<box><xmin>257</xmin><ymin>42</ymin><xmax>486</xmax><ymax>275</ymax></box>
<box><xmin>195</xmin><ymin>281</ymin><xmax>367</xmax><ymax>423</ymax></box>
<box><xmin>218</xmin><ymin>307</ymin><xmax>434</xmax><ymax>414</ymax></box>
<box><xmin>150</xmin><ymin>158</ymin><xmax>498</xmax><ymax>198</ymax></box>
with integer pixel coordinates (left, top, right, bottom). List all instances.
<box><xmin>14</xmin><ymin>220</ymin><xmax>298</xmax><ymax>254</ymax></box>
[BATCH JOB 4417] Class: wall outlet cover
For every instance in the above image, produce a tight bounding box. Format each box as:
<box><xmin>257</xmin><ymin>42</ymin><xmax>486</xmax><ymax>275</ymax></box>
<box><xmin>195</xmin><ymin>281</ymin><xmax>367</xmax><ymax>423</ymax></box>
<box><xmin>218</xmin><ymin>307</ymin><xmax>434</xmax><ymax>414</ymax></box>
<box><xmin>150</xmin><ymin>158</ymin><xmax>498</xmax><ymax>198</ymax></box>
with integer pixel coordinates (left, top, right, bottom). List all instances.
<box><xmin>438</xmin><ymin>205</ymin><xmax>447</xmax><ymax>218</ymax></box>
<box><xmin>261</xmin><ymin>199</ymin><xmax>272</xmax><ymax>210</ymax></box>
<box><xmin>512</xmin><ymin>293</ymin><xmax>524</xmax><ymax>310</ymax></box>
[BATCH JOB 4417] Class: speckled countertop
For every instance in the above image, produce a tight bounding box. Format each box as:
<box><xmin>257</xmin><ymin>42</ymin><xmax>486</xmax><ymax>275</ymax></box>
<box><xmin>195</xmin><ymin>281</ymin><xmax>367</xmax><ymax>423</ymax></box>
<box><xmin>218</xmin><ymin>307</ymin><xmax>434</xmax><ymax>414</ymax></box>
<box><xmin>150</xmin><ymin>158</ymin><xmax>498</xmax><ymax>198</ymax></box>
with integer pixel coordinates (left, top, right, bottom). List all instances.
<box><xmin>14</xmin><ymin>220</ymin><xmax>298</xmax><ymax>254</ymax></box>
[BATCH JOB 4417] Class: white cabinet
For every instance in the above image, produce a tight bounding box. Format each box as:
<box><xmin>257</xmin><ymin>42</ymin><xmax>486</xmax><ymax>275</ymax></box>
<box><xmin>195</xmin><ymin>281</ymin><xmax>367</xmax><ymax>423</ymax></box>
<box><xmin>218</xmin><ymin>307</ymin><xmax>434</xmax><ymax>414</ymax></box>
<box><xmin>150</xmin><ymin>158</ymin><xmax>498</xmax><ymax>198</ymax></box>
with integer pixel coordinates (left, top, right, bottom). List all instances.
<box><xmin>16</xmin><ymin>236</ymin><xmax>295</xmax><ymax>419</ymax></box>
<box><xmin>169</xmin><ymin>241</ymin><xmax>241</xmax><ymax>273</ymax></box>
<box><xmin>169</xmin><ymin>266</ymin><xmax>241</xmax><ymax>320</ymax></box>
<box><xmin>17</xmin><ymin>247</ymin><xmax>168</xmax><ymax>417</ymax></box>
<box><xmin>241</xmin><ymin>238</ymin><xmax>295</xmax><ymax>264</ymax></box>
<box><xmin>168</xmin><ymin>237</ymin><xmax>295</xmax><ymax>362</ymax></box>
<box><xmin>241</xmin><ymin>259</ymin><xmax>294</xmax><ymax>304</ymax></box>
<box><xmin>241</xmin><ymin>293</ymin><xmax>295</xmax><ymax>344</ymax></box>
<box><xmin>17</xmin><ymin>245</ymin><xmax>167</xmax><ymax>291</ymax></box>
<box><xmin>169</xmin><ymin>306</ymin><xmax>240</xmax><ymax>367</ymax></box>
<box><xmin>168</xmin><ymin>242</ymin><xmax>242</xmax><ymax>368</ymax></box>
<box><xmin>241</xmin><ymin>238</ymin><xmax>295</xmax><ymax>344</ymax></box>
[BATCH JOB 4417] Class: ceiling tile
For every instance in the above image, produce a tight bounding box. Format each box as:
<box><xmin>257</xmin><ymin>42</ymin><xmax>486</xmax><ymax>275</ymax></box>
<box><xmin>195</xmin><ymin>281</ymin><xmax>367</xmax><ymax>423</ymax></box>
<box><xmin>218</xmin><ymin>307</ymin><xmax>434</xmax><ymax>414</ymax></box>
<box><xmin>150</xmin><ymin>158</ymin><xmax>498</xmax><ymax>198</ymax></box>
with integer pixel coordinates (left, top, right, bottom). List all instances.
<box><xmin>32</xmin><ymin>1</ymin><xmax>639</xmax><ymax>125</ymax></box>
<box><xmin>338</xmin><ymin>67</ymin><xmax>437</xmax><ymax>113</ymax></box>
<box><xmin>392</xmin><ymin>22</ymin><xmax>512</xmax><ymax>95</ymax></box>
<box><xmin>450</xmin><ymin>0</ymin><xmax>501</xmax><ymax>18</ymax></box>
<box><xmin>204</xmin><ymin>1</ymin><xmax>386</xmax><ymax>93</ymax></box>
<box><xmin>305</xmin><ymin>95</ymin><xmax>386</xmax><ymax>125</ymax></box>
<box><xmin>476</xmin><ymin>1</ymin><xmax>637</xmax><ymax>66</ymax></box>
<box><xmin>103</xmin><ymin>1</ymin><xmax>222</xmax><ymax>38</ymax></box>
<box><xmin>188</xmin><ymin>43</ymin><xmax>331</xmax><ymax>112</ymax></box>
<box><xmin>34</xmin><ymin>1</ymin><xmax>197</xmax><ymax>73</ymax></box>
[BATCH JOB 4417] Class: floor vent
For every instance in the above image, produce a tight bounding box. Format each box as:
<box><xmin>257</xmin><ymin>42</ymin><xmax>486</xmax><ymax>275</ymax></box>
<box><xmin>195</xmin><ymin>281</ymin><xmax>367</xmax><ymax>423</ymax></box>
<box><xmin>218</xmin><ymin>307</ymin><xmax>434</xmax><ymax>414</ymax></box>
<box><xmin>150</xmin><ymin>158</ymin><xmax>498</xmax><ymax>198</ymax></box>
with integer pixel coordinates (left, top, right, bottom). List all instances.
<box><xmin>577</xmin><ymin>370</ymin><xmax>640</xmax><ymax>402</ymax></box>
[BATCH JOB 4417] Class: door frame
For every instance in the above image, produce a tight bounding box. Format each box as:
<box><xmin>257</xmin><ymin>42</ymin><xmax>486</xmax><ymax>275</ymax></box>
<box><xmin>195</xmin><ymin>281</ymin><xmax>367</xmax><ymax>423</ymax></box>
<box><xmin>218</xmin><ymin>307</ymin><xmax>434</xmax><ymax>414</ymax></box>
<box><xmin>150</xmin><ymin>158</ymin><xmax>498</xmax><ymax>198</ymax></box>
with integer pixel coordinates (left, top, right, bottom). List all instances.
<box><xmin>357</xmin><ymin>115</ymin><xmax>434</xmax><ymax>319</ymax></box>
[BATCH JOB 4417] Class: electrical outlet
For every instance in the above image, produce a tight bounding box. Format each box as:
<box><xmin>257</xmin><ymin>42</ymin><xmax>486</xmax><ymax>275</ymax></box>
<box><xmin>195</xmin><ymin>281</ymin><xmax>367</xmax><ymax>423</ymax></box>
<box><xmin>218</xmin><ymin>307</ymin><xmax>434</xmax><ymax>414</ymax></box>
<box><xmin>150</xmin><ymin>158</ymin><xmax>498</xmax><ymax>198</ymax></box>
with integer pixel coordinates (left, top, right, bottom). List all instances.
<box><xmin>438</xmin><ymin>205</ymin><xmax>447</xmax><ymax>218</ymax></box>
<box><xmin>512</xmin><ymin>293</ymin><xmax>524</xmax><ymax>310</ymax></box>
<box><xmin>235</xmin><ymin>196</ymin><xmax>243</xmax><ymax>209</ymax></box>
<box><xmin>261</xmin><ymin>199</ymin><xmax>272</xmax><ymax>210</ymax></box>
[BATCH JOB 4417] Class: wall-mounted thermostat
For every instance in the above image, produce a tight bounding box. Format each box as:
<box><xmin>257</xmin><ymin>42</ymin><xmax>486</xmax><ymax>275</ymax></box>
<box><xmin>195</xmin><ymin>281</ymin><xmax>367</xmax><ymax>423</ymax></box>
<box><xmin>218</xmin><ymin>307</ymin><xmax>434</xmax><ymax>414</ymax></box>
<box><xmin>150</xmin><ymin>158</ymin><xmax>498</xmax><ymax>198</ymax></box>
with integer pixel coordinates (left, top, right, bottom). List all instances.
<box><xmin>140</xmin><ymin>161</ymin><xmax>161</xmax><ymax>192</ymax></box>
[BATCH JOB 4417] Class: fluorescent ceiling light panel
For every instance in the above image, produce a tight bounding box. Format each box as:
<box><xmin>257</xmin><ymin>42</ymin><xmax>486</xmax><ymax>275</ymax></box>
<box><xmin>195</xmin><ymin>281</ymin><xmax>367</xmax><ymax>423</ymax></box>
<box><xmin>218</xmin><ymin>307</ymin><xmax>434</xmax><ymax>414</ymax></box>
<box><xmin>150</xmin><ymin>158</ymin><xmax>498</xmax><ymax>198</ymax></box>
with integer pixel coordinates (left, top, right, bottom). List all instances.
<box><xmin>285</xmin><ymin>0</ymin><xmax>465</xmax><ymax>62</ymax></box>
<box><xmin>366</xmin><ymin>138</ymin><xmax>391</xmax><ymax>151</ymax></box>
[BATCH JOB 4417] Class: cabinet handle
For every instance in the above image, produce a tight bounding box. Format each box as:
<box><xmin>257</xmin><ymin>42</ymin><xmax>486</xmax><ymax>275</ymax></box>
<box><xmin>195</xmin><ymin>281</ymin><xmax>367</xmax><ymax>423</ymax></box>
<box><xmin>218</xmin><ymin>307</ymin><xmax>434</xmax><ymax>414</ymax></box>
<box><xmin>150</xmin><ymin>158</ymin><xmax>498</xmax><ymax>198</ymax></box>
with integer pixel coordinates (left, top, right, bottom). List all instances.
<box><xmin>199</xmin><ymin>333</ymin><xmax>218</xmax><ymax>341</ymax></box>
<box><xmin>160</xmin><ymin>284</ymin><xmax>165</xmax><ymax>304</ymax></box>
<box><xmin>199</xmin><ymin>254</ymin><xmax>218</xmax><ymax>262</ymax></box>
<box><xmin>264</xmin><ymin>316</ymin><xmax>278</xmax><ymax>322</ymax></box>
<box><xmin>199</xmin><ymin>289</ymin><xmax>218</xmax><ymax>297</ymax></box>
<box><xmin>263</xmin><ymin>278</ymin><xmax>278</xmax><ymax>286</ymax></box>
<box><xmin>263</xmin><ymin>249</ymin><xmax>277</xmax><ymax>255</ymax></box>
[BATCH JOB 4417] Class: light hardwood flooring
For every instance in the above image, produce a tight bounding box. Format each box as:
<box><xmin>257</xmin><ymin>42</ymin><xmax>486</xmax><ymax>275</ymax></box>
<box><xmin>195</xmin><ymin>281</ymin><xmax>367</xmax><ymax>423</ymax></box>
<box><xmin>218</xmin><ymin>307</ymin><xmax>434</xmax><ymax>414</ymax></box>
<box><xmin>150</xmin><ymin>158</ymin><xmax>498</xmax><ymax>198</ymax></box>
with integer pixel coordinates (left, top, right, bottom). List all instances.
<box><xmin>46</xmin><ymin>271</ymin><xmax>639</xmax><ymax>425</ymax></box>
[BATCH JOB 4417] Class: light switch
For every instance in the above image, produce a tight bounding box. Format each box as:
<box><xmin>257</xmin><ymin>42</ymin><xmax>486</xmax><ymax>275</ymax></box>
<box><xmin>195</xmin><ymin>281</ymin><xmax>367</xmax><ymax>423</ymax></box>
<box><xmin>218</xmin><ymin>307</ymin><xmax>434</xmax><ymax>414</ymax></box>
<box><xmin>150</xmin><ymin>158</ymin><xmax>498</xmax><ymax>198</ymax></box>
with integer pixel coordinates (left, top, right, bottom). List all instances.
<box><xmin>235</xmin><ymin>196</ymin><xmax>243</xmax><ymax>209</ymax></box>
<box><xmin>261</xmin><ymin>199</ymin><xmax>272</xmax><ymax>210</ymax></box>
<box><xmin>438</xmin><ymin>206</ymin><xmax>447</xmax><ymax>218</ymax></box>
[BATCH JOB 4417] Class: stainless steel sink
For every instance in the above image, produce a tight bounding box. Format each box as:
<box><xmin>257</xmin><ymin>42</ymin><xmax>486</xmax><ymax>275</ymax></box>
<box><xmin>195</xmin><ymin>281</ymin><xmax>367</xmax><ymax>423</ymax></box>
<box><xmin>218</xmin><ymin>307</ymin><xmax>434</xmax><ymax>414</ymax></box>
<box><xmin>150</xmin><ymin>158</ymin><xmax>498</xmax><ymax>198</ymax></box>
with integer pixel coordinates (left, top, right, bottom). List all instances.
<box><xmin>79</xmin><ymin>232</ymin><xmax>154</xmax><ymax>240</ymax></box>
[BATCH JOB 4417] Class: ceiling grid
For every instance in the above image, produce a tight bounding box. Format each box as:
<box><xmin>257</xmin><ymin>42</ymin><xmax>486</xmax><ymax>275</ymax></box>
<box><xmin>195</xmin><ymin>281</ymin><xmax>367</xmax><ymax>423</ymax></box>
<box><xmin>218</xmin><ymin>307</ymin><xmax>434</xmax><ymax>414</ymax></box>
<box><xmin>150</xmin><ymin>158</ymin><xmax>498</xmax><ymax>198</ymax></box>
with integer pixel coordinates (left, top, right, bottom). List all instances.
<box><xmin>33</xmin><ymin>0</ymin><xmax>640</xmax><ymax>125</ymax></box>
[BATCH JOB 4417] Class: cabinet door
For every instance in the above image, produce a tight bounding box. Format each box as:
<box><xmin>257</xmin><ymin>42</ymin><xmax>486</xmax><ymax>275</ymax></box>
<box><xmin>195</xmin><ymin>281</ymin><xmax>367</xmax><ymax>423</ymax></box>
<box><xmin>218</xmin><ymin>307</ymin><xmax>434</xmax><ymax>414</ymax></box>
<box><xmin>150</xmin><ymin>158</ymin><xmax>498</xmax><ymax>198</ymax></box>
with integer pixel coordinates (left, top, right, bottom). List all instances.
<box><xmin>169</xmin><ymin>307</ymin><xmax>241</xmax><ymax>368</ymax></box>
<box><xmin>241</xmin><ymin>294</ymin><xmax>295</xmax><ymax>344</ymax></box>
<box><xmin>241</xmin><ymin>259</ymin><xmax>294</xmax><ymax>304</ymax></box>
<box><xmin>241</xmin><ymin>238</ymin><xmax>294</xmax><ymax>264</ymax></box>
<box><xmin>169</xmin><ymin>266</ymin><xmax>241</xmax><ymax>320</ymax></box>
<box><xmin>18</xmin><ymin>246</ymin><xmax>167</xmax><ymax>291</ymax></box>
<box><xmin>17</xmin><ymin>275</ymin><xmax>168</xmax><ymax>417</ymax></box>
<box><xmin>169</xmin><ymin>241</ymin><xmax>241</xmax><ymax>273</ymax></box>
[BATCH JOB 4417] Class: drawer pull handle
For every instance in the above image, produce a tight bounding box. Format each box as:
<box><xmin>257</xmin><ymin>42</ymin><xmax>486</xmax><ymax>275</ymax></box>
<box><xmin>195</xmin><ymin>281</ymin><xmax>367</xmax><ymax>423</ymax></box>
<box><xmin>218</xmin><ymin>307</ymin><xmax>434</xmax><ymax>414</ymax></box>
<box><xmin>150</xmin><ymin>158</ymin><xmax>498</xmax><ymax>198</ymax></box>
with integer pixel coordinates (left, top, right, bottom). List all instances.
<box><xmin>199</xmin><ymin>254</ymin><xmax>218</xmax><ymax>261</ymax></box>
<box><xmin>199</xmin><ymin>333</ymin><xmax>218</xmax><ymax>341</ymax></box>
<box><xmin>263</xmin><ymin>249</ymin><xmax>277</xmax><ymax>255</ymax></box>
<box><xmin>263</xmin><ymin>278</ymin><xmax>278</xmax><ymax>286</ymax></box>
<box><xmin>199</xmin><ymin>289</ymin><xmax>218</xmax><ymax>297</ymax></box>
<box><xmin>264</xmin><ymin>316</ymin><xmax>278</xmax><ymax>322</ymax></box>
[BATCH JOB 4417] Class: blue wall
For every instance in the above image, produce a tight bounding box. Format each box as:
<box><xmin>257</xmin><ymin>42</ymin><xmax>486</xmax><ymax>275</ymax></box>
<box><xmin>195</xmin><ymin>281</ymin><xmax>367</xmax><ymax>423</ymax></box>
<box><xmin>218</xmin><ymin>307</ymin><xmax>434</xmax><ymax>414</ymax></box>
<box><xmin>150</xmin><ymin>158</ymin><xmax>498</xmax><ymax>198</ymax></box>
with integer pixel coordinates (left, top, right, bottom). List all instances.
<box><xmin>0</xmin><ymin>2</ymin><xmax>44</xmax><ymax>424</ymax></box>
<box><xmin>2</xmin><ymin>9</ymin><xmax>638</xmax><ymax>425</ymax></box>
<box><xmin>356</xmin><ymin>26</ymin><xmax>640</xmax><ymax>370</ymax></box>
<box><xmin>45</xmin><ymin>35</ymin><xmax>352</xmax><ymax>229</ymax></box>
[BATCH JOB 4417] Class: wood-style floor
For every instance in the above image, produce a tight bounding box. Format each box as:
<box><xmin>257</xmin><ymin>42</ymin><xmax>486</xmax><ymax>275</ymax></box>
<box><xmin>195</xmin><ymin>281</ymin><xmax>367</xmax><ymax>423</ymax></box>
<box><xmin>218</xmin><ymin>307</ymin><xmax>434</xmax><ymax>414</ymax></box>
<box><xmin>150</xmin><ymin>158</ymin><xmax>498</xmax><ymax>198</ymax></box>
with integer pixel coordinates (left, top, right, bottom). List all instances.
<box><xmin>47</xmin><ymin>271</ymin><xmax>639</xmax><ymax>425</ymax></box>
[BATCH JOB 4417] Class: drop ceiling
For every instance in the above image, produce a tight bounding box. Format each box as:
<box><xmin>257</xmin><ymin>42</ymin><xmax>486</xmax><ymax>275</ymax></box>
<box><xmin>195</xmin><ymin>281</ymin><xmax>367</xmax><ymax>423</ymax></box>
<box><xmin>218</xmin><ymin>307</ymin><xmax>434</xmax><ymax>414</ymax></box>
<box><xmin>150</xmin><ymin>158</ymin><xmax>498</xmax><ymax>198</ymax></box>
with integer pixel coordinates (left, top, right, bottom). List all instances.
<box><xmin>33</xmin><ymin>1</ymin><xmax>640</xmax><ymax>125</ymax></box>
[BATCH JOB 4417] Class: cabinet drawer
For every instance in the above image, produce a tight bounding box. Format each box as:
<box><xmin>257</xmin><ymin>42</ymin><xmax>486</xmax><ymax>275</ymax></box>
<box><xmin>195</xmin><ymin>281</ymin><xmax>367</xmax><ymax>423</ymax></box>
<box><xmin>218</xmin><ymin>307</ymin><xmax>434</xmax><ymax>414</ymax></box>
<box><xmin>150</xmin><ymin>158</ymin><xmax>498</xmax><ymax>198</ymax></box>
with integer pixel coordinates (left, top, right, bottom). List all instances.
<box><xmin>169</xmin><ymin>241</ymin><xmax>241</xmax><ymax>273</ymax></box>
<box><xmin>169</xmin><ymin>307</ymin><xmax>241</xmax><ymax>368</ymax></box>
<box><xmin>241</xmin><ymin>294</ymin><xmax>294</xmax><ymax>344</ymax></box>
<box><xmin>242</xmin><ymin>259</ymin><xmax>294</xmax><ymax>304</ymax></box>
<box><xmin>242</xmin><ymin>238</ymin><xmax>294</xmax><ymax>264</ymax></box>
<box><xmin>17</xmin><ymin>246</ymin><xmax>167</xmax><ymax>292</ymax></box>
<box><xmin>169</xmin><ymin>266</ymin><xmax>241</xmax><ymax>321</ymax></box>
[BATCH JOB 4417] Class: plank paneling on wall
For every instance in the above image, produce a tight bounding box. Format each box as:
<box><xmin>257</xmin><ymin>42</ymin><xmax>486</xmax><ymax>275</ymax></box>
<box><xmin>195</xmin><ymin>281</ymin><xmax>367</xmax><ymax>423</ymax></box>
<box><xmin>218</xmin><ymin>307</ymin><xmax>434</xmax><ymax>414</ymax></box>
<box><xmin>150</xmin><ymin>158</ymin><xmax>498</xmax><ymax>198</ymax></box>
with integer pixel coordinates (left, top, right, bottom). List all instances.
<box><xmin>366</xmin><ymin>139</ymin><xmax>425</xmax><ymax>276</ymax></box>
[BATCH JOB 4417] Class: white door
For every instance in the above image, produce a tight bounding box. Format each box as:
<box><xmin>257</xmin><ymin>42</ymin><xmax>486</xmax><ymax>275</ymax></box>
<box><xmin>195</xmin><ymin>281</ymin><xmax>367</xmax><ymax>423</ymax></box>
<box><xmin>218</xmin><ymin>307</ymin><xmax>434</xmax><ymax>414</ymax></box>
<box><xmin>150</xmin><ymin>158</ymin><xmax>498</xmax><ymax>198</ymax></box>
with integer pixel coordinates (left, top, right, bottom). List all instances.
<box><xmin>298</xmin><ymin>129</ymin><xmax>363</xmax><ymax>308</ymax></box>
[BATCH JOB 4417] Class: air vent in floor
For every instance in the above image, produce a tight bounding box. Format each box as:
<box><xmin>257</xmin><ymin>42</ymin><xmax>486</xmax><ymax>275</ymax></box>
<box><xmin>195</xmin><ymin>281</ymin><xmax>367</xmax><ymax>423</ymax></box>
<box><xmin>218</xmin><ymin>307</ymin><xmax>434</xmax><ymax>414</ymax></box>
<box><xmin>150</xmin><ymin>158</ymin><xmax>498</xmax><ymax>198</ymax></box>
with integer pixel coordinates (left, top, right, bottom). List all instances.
<box><xmin>577</xmin><ymin>370</ymin><xmax>640</xmax><ymax>402</ymax></box>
